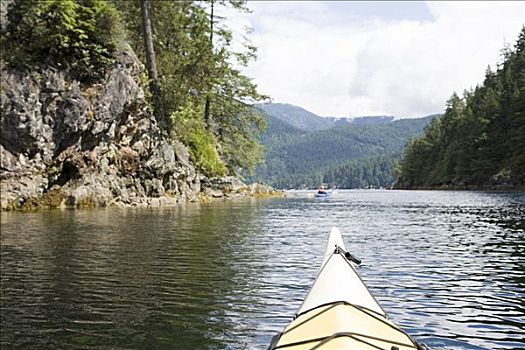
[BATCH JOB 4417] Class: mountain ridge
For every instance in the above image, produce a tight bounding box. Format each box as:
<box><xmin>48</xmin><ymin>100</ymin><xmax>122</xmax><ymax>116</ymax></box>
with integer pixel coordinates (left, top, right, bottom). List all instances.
<box><xmin>256</xmin><ymin>102</ymin><xmax>437</xmax><ymax>131</ymax></box>
<box><xmin>252</xmin><ymin>103</ymin><xmax>436</xmax><ymax>189</ymax></box>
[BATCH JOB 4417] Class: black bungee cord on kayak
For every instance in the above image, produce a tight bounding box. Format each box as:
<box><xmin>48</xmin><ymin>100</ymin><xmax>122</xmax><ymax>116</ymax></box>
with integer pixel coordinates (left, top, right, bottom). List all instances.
<box><xmin>267</xmin><ymin>246</ymin><xmax>425</xmax><ymax>350</ymax></box>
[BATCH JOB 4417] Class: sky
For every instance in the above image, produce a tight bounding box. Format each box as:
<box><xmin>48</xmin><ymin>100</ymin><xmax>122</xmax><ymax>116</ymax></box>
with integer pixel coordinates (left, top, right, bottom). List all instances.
<box><xmin>227</xmin><ymin>1</ymin><xmax>525</xmax><ymax>118</ymax></box>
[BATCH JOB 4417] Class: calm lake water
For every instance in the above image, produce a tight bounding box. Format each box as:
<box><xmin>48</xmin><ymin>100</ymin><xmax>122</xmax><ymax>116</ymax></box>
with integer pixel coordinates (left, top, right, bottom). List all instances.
<box><xmin>1</xmin><ymin>190</ymin><xmax>524</xmax><ymax>350</ymax></box>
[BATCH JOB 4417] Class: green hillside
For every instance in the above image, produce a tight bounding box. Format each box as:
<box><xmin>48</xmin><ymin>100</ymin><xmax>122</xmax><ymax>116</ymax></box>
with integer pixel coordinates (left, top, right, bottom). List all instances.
<box><xmin>251</xmin><ymin>107</ymin><xmax>433</xmax><ymax>189</ymax></box>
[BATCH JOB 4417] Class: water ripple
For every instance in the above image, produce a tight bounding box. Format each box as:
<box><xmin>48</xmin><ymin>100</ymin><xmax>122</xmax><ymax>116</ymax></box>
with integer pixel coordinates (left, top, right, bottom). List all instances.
<box><xmin>1</xmin><ymin>191</ymin><xmax>524</xmax><ymax>349</ymax></box>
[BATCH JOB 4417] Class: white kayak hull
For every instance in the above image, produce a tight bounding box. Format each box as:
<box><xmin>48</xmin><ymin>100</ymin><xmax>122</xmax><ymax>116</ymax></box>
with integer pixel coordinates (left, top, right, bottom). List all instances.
<box><xmin>297</xmin><ymin>227</ymin><xmax>384</xmax><ymax>316</ymax></box>
<box><xmin>268</xmin><ymin>227</ymin><xmax>420</xmax><ymax>350</ymax></box>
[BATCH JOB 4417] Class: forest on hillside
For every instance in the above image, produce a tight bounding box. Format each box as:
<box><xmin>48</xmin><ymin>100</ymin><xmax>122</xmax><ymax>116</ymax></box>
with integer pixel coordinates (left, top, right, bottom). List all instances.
<box><xmin>251</xmin><ymin>112</ymin><xmax>432</xmax><ymax>189</ymax></box>
<box><xmin>1</xmin><ymin>0</ymin><xmax>267</xmax><ymax>177</ymax></box>
<box><xmin>396</xmin><ymin>28</ymin><xmax>525</xmax><ymax>190</ymax></box>
<box><xmin>270</xmin><ymin>154</ymin><xmax>400</xmax><ymax>189</ymax></box>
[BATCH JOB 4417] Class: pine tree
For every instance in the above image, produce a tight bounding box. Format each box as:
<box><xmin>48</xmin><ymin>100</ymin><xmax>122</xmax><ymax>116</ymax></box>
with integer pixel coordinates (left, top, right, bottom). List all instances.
<box><xmin>396</xmin><ymin>27</ymin><xmax>525</xmax><ymax>189</ymax></box>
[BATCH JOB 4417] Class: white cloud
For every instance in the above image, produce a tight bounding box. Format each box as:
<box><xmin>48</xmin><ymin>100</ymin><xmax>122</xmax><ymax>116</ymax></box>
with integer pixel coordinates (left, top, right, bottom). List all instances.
<box><xmin>234</xmin><ymin>1</ymin><xmax>524</xmax><ymax>118</ymax></box>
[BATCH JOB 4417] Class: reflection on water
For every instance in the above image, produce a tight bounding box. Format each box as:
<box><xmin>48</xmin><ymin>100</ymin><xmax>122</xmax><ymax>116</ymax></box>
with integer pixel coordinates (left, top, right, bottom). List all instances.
<box><xmin>1</xmin><ymin>191</ymin><xmax>524</xmax><ymax>350</ymax></box>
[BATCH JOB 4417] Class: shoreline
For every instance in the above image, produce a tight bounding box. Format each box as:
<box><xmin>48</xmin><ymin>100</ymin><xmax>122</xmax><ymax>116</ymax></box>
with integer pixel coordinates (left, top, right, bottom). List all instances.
<box><xmin>1</xmin><ymin>181</ymin><xmax>284</xmax><ymax>212</ymax></box>
<box><xmin>391</xmin><ymin>185</ymin><xmax>525</xmax><ymax>192</ymax></box>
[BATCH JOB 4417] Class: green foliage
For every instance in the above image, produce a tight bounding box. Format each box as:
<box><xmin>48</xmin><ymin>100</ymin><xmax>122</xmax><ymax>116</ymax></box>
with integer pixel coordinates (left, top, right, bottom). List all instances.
<box><xmin>396</xmin><ymin>27</ymin><xmax>525</xmax><ymax>189</ymax></box>
<box><xmin>3</xmin><ymin>0</ymin><xmax>122</xmax><ymax>82</ymax></box>
<box><xmin>114</xmin><ymin>0</ymin><xmax>267</xmax><ymax>174</ymax></box>
<box><xmin>216</xmin><ymin>105</ymin><xmax>266</xmax><ymax>175</ymax></box>
<box><xmin>171</xmin><ymin>105</ymin><xmax>226</xmax><ymax>177</ymax></box>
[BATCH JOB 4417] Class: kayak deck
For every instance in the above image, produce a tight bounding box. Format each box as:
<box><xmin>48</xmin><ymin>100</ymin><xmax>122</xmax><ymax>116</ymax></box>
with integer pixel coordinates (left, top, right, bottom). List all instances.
<box><xmin>270</xmin><ymin>301</ymin><xmax>417</xmax><ymax>349</ymax></box>
<box><xmin>269</xmin><ymin>227</ymin><xmax>420</xmax><ymax>350</ymax></box>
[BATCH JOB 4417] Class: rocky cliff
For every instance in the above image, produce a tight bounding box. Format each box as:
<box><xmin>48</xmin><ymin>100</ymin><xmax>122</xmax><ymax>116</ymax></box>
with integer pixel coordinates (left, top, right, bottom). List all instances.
<box><xmin>0</xmin><ymin>44</ymin><xmax>278</xmax><ymax>210</ymax></box>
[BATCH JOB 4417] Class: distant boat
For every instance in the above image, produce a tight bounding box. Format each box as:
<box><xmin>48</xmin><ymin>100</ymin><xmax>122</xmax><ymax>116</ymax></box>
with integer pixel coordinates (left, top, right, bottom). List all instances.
<box><xmin>314</xmin><ymin>192</ymin><xmax>331</xmax><ymax>198</ymax></box>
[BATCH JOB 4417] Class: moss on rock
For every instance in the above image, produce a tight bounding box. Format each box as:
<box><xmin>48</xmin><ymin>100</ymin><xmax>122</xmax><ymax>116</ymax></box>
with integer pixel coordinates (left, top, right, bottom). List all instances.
<box><xmin>20</xmin><ymin>189</ymin><xmax>65</xmax><ymax>211</ymax></box>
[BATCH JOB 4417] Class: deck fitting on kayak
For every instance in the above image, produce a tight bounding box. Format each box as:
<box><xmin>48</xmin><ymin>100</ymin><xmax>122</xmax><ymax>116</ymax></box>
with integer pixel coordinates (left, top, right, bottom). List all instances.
<box><xmin>333</xmin><ymin>244</ymin><xmax>362</xmax><ymax>265</ymax></box>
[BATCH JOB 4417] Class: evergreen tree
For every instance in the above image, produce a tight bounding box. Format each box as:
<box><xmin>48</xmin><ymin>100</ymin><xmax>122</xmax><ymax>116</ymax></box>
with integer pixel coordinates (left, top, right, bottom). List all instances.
<box><xmin>139</xmin><ymin>0</ymin><xmax>163</xmax><ymax>123</ymax></box>
<box><xmin>396</xmin><ymin>27</ymin><xmax>525</xmax><ymax>189</ymax></box>
<box><xmin>114</xmin><ymin>0</ymin><xmax>267</xmax><ymax>176</ymax></box>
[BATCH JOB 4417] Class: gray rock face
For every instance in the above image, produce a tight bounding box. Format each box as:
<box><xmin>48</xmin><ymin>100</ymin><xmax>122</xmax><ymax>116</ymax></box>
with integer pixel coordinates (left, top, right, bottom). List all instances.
<box><xmin>1</xmin><ymin>45</ymin><xmax>203</xmax><ymax>210</ymax></box>
<box><xmin>199</xmin><ymin>175</ymin><xmax>282</xmax><ymax>199</ymax></box>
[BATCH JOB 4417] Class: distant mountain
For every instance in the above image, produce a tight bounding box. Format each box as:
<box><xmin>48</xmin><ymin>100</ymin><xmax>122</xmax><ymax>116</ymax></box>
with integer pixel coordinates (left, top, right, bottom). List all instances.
<box><xmin>256</xmin><ymin>103</ymin><xmax>332</xmax><ymax>131</ymax></box>
<box><xmin>350</xmin><ymin>116</ymin><xmax>394</xmax><ymax>125</ymax></box>
<box><xmin>261</xmin><ymin>108</ymin><xmax>304</xmax><ymax>138</ymax></box>
<box><xmin>324</xmin><ymin>116</ymin><xmax>395</xmax><ymax>126</ymax></box>
<box><xmin>251</xmin><ymin>104</ymin><xmax>436</xmax><ymax>189</ymax></box>
<box><xmin>257</xmin><ymin>103</ymin><xmax>406</xmax><ymax>130</ymax></box>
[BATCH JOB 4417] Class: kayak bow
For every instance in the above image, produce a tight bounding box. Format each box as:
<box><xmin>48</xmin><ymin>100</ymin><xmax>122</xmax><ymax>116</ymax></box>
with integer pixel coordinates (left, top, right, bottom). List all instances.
<box><xmin>268</xmin><ymin>227</ymin><xmax>420</xmax><ymax>350</ymax></box>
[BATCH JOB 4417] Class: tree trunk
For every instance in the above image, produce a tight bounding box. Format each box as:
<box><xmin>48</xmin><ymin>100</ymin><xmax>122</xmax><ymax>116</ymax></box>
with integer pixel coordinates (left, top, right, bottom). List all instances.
<box><xmin>204</xmin><ymin>0</ymin><xmax>214</xmax><ymax>129</ymax></box>
<box><xmin>140</xmin><ymin>0</ymin><xmax>163</xmax><ymax>123</ymax></box>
